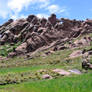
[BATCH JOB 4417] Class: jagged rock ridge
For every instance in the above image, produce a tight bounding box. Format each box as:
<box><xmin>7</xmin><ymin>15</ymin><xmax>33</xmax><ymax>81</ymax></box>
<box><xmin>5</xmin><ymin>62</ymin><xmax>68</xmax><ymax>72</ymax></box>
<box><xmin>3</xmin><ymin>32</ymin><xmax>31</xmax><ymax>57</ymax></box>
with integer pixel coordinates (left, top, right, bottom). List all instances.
<box><xmin>0</xmin><ymin>14</ymin><xmax>92</xmax><ymax>57</ymax></box>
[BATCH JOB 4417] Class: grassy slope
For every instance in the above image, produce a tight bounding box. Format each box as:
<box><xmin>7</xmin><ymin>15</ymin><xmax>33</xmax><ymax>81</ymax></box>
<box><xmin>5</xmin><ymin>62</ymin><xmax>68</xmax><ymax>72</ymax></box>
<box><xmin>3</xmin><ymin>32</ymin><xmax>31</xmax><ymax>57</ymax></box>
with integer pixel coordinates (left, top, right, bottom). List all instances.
<box><xmin>0</xmin><ymin>47</ymin><xmax>91</xmax><ymax>92</ymax></box>
<box><xmin>0</xmin><ymin>34</ymin><xmax>92</xmax><ymax>92</ymax></box>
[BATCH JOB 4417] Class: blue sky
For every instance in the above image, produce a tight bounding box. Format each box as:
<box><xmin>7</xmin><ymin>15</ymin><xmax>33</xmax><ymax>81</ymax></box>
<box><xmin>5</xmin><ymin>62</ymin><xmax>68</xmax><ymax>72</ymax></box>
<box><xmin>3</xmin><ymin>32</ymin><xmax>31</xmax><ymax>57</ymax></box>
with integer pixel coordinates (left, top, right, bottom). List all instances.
<box><xmin>0</xmin><ymin>0</ymin><xmax>92</xmax><ymax>24</ymax></box>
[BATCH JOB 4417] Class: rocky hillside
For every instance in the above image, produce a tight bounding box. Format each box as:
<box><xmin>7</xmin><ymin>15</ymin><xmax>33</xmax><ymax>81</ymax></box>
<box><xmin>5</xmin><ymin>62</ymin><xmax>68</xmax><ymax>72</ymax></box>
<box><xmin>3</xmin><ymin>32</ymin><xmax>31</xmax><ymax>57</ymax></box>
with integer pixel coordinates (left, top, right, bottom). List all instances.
<box><xmin>1</xmin><ymin>14</ymin><xmax>92</xmax><ymax>91</ymax></box>
<box><xmin>0</xmin><ymin>14</ymin><xmax>92</xmax><ymax>58</ymax></box>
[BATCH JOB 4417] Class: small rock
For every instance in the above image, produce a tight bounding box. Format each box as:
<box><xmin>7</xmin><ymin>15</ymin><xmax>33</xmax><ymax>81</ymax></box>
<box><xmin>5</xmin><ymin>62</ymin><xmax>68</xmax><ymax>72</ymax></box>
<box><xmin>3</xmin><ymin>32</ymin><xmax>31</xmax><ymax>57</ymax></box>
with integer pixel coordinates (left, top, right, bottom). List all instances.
<box><xmin>8</xmin><ymin>52</ymin><xmax>17</xmax><ymax>58</ymax></box>
<box><xmin>58</xmin><ymin>46</ymin><xmax>67</xmax><ymax>50</ymax></box>
<box><xmin>45</xmin><ymin>51</ymin><xmax>54</xmax><ymax>55</ymax></box>
<box><xmin>52</xmin><ymin>69</ymin><xmax>70</xmax><ymax>76</ymax></box>
<box><xmin>42</xmin><ymin>74</ymin><xmax>52</xmax><ymax>79</ymax></box>
<box><xmin>68</xmin><ymin>69</ymin><xmax>82</xmax><ymax>74</ymax></box>
<box><xmin>69</xmin><ymin>50</ymin><xmax>82</xmax><ymax>58</ymax></box>
<box><xmin>0</xmin><ymin>56</ymin><xmax>8</xmax><ymax>61</ymax></box>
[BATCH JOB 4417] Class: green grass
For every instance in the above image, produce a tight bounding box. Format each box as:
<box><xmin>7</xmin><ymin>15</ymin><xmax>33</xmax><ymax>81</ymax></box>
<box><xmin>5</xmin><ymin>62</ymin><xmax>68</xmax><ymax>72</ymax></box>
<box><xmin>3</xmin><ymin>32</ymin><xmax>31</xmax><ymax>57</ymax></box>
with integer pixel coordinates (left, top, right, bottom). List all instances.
<box><xmin>0</xmin><ymin>47</ymin><xmax>86</xmax><ymax>86</ymax></box>
<box><xmin>0</xmin><ymin>35</ymin><xmax>92</xmax><ymax>92</ymax></box>
<box><xmin>0</xmin><ymin>64</ymin><xmax>65</xmax><ymax>74</ymax></box>
<box><xmin>1</xmin><ymin>73</ymin><xmax>92</xmax><ymax>92</ymax></box>
<box><xmin>0</xmin><ymin>55</ymin><xmax>82</xmax><ymax>75</ymax></box>
<box><xmin>0</xmin><ymin>49</ymin><xmax>83</xmax><ymax>86</ymax></box>
<box><xmin>0</xmin><ymin>49</ymin><xmax>73</xmax><ymax>68</ymax></box>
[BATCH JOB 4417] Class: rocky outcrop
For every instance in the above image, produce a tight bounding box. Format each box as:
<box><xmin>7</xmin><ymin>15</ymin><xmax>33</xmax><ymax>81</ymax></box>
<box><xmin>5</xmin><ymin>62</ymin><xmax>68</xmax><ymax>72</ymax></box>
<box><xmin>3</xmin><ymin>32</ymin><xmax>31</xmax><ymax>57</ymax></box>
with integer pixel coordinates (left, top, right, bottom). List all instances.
<box><xmin>74</xmin><ymin>36</ymin><xmax>92</xmax><ymax>47</ymax></box>
<box><xmin>0</xmin><ymin>14</ymin><xmax>92</xmax><ymax>57</ymax></box>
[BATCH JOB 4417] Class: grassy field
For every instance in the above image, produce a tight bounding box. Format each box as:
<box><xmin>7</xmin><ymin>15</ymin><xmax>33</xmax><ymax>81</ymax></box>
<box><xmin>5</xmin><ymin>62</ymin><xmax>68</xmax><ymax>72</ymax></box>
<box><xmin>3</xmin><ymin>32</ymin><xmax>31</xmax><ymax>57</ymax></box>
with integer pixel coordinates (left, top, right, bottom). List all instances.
<box><xmin>0</xmin><ymin>43</ymin><xmax>91</xmax><ymax>92</ymax></box>
<box><xmin>0</xmin><ymin>73</ymin><xmax>92</xmax><ymax>92</ymax></box>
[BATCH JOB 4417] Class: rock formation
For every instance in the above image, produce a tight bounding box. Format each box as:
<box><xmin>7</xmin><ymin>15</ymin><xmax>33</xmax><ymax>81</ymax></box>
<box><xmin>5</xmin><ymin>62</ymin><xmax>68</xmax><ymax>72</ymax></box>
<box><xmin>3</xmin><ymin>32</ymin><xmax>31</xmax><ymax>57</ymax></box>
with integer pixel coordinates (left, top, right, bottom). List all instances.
<box><xmin>0</xmin><ymin>14</ymin><xmax>92</xmax><ymax>57</ymax></box>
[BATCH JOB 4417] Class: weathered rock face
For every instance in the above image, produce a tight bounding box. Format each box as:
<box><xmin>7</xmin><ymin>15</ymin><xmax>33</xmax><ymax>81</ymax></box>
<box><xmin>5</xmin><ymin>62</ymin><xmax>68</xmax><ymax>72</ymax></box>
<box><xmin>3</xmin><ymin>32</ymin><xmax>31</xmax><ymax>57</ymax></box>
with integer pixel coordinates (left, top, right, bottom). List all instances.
<box><xmin>40</xmin><ymin>18</ymin><xmax>47</xmax><ymax>27</ymax></box>
<box><xmin>26</xmin><ymin>33</ymin><xmax>46</xmax><ymax>52</ymax></box>
<box><xmin>74</xmin><ymin>36</ymin><xmax>92</xmax><ymax>47</ymax></box>
<box><xmin>16</xmin><ymin>42</ymin><xmax>27</xmax><ymax>54</ymax></box>
<box><xmin>10</xmin><ymin>19</ymin><xmax>28</xmax><ymax>35</ymax></box>
<box><xmin>27</xmin><ymin>15</ymin><xmax>36</xmax><ymax>22</ymax></box>
<box><xmin>48</xmin><ymin>14</ymin><xmax>58</xmax><ymax>26</ymax></box>
<box><xmin>0</xmin><ymin>14</ymin><xmax>92</xmax><ymax>57</ymax></box>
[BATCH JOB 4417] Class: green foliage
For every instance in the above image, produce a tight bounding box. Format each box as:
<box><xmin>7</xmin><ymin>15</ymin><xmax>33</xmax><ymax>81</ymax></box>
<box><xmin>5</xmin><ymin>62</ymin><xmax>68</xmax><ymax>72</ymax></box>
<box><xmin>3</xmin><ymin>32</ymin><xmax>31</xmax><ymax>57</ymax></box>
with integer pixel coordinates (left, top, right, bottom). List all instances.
<box><xmin>0</xmin><ymin>42</ymin><xmax>21</xmax><ymax>57</ymax></box>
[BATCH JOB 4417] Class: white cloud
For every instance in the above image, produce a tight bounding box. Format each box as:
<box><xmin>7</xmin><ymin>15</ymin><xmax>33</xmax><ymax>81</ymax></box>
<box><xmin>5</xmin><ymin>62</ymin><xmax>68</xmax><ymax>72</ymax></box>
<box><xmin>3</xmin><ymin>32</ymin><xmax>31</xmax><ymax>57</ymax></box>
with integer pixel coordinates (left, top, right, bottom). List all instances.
<box><xmin>47</xmin><ymin>4</ymin><xmax>66</xmax><ymax>14</ymax></box>
<box><xmin>10</xmin><ymin>13</ymin><xmax>27</xmax><ymax>20</ymax></box>
<box><xmin>0</xmin><ymin>0</ymin><xmax>10</xmax><ymax>19</ymax></box>
<box><xmin>8</xmin><ymin>0</ymin><xmax>50</xmax><ymax>13</ymax></box>
<box><xmin>0</xmin><ymin>10</ymin><xmax>8</xmax><ymax>19</ymax></box>
<box><xmin>39</xmin><ymin>0</ymin><xmax>50</xmax><ymax>8</ymax></box>
<box><xmin>0</xmin><ymin>0</ymin><xmax>50</xmax><ymax>19</ymax></box>
<box><xmin>37</xmin><ymin>14</ymin><xmax>49</xmax><ymax>19</ymax></box>
<box><xmin>0</xmin><ymin>0</ymin><xmax>68</xmax><ymax>20</ymax></box>
<box><xmin>8</xmin><ymin>0</ymin><xmax>31</xmax><ymax>12</ymax></box>
<box><xmin>20</xmin><ymin>15</ymin><xmax>28</xmax><ymax>19</ymax></box>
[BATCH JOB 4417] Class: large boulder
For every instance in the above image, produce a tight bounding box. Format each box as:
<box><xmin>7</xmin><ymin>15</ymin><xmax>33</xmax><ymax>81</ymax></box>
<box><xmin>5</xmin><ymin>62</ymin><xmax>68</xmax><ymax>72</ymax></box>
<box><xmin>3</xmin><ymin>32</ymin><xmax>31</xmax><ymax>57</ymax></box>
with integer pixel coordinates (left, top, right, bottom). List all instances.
<box><xmin>0</xmin><ymin>30</ymin><xmax>14</xmax><ymax>43</ymax></box>
<box><xmin>27</xmin><ymin>15</ymin><xmax>36</xmax><ymax>22</ymax></box>
<box><xmin>27</xmin><ymin>15</ymin><xmax>40</xmax><ymax>25</ymax></box>
<box><xmin>10</xmin><ymin>19</ymin><xmax>28</xmax><ymax>35</ymax></box>
<box><xmin>48</xmin><ymin>14</ymin><xmax>58</xmax><ymax>26</ymax></box>
<box><xmin>16</xmin><ymin>42</ymin><xmax>27</xmax><ymax>54</ymax></box>
<box><xmin>82</xmin><ymin>59</ymin><xmax>92</xmax><ymax>70</ymax></box>
<box><xmin>40</xmin><ymin>18</ymin><xmax>47</xmax><ymax>27</ymax></box>
<box><xmin>26</xmin><ymin>33</ymin><xmax>46</xmax><ymax>52</ymax></box>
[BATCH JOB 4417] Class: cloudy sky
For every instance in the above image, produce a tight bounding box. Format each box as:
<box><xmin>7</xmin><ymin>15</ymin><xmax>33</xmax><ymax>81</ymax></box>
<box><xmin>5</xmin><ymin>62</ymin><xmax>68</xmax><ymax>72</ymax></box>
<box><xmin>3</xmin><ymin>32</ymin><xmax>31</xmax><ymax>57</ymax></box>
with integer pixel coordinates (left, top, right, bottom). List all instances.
<box><xmin>0</xmin><ymin>0</ymin><xmax>92</xmax><ymax>24</ymax></box>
